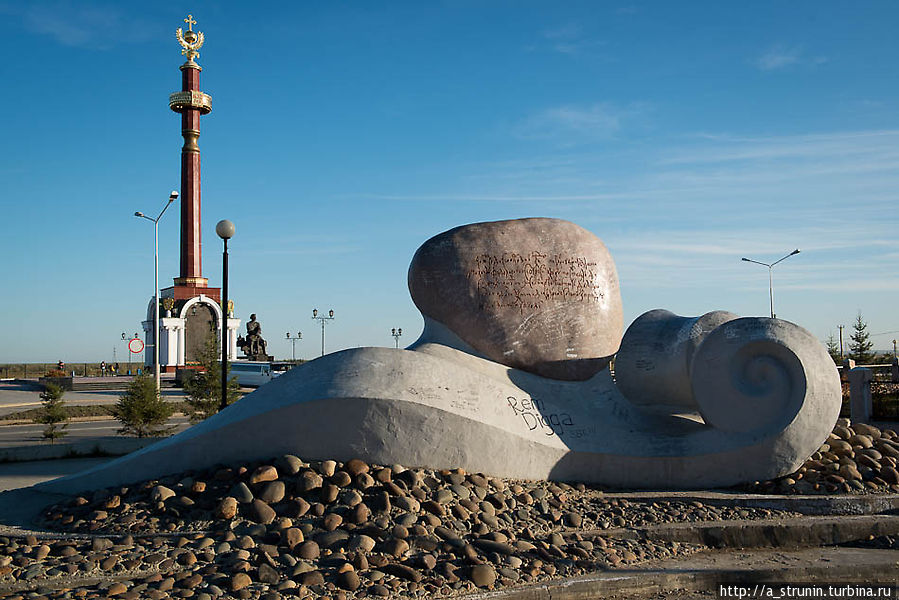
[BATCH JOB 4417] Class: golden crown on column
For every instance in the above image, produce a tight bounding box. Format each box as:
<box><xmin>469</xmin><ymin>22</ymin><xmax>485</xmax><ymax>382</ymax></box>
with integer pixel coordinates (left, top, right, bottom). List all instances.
<box><xmin>176</xmin><ymin>14</ymin><xmax>205</xmax><ymax>62</ymax></box>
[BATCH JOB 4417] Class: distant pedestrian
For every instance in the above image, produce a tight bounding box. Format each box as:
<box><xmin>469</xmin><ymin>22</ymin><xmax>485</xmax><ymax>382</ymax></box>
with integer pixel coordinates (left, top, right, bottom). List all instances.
<box><xmin>113</xmin><ymin>363</ymin><xmax>119</xmax><ymax>376</ymax></box>
<box><xmin>101</xmin><ymin>361</ymin><xmax>107</xmax><ymax>376</ymax></box>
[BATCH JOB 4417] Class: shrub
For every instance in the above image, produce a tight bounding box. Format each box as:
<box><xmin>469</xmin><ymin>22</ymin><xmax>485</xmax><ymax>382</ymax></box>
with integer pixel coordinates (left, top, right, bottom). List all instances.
<box><xmin>35</xmin><ymin>383</ymin><xmax>68</xmax><ymax>442</ymax></box>
<box><xmin>183</xmin><ymin>331</ymin><xmax>241</xmax><ymax>422</ymax></box>
<box><xmin>110</xmin><ymin>374</ymin><xmax>175</xmax><ymax>438</ymax></box>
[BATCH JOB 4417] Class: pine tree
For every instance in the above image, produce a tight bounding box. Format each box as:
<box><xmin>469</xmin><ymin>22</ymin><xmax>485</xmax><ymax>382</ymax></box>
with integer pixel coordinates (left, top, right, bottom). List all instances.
<box><xmin>110</xmin><ymin>374</ymin><xmax>175</xmax><ymax>438</ymax></box>
<box><xmin>825</xmin><ymin>333</ymin><xmax>840</xmax><ymax>364</ymax></box>
<box><xmin>848</xmin><ymin>311</ymin><xmax>875</xmax><ymax>364</ymax></box>
<box><xmin>35</xmin><ymin>383</ymin><xmax>68</xmax><ymax>443</ymax></box>
<box><xmin>183</xmin><ymin>330</ymin><xmax>241</xmax><ymax>422</ymax></box>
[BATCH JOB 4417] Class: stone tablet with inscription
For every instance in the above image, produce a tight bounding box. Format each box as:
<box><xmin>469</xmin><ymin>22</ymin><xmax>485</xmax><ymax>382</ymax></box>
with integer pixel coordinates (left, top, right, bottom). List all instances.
<box><xmin>408</xmin><ymin>218</ymin><xmax>622</xmax><ymax>380</ymax></box>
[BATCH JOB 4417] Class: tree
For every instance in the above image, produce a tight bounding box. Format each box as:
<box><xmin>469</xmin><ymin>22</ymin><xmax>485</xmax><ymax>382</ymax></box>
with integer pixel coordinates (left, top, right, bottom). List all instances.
<box><xmin>824</xmin><ymin>333</ymin><xmax>840</xmax><ymax>364</ymax></box>
<box><xmin>183</xmin><ymin>330</ymin><xmax>241</xmax><ymax>422</ymax></box>
<box><xmin>110</xmin><ymin>374</ymin><xmax>175</xmax><ymax>438</ymax></box>
<box><xmin>848</xmin><ymin>311</ymin><xmax>875</xmax><ymax>364</ymax></box>
<box><xmin>34</xmin><ymin>383</ymin><xmax>68</xmax><ymax>443</ymax></box>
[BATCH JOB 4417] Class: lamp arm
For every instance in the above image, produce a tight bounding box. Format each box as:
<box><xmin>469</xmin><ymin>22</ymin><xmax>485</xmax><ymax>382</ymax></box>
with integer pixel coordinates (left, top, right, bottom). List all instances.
<box><xmin>156</xmin><ymin>198</ymin><xmax>176</xmax><ymax>221</ymax></box>
<box><xmin>770</xmin><ymin>254</ymin><xmax>792</xmax><ymax>267</ymax></box>
<box><xmin>742</xmin><ymin>258</ymin><xmax>770</xmax><ymax>267</ymax></box>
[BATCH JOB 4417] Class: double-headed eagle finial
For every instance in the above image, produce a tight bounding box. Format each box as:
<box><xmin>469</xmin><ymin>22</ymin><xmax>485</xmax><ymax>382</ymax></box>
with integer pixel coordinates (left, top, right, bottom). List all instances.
<box><xmin>176</xmin><ymin>14</ymin><xmax>205</xmax><ymax>63</ymax></box>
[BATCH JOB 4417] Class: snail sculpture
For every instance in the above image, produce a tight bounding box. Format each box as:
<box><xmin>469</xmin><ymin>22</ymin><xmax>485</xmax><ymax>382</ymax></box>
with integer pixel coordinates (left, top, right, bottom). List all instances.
<box><xmin>39</xmin><ymin>218</ymin><xmax>841</xmax><ymax>493</ymax></box>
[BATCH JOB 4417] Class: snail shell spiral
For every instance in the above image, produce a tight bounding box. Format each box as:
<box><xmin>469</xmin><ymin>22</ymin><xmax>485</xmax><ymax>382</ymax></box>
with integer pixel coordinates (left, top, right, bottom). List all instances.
<box><xmin>691</xmin><ymin>317</ymin><xmax>838</xmax><ymax>435</ymax></box>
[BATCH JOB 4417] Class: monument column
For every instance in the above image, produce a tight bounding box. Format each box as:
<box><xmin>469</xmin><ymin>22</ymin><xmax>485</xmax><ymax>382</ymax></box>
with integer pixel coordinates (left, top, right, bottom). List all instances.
<box><xmin>169</xmin><ymin>15</ymin><xmax>214</xmax><ymax>298</ymax></box>
<box><xmin>147</xmin><ymin>15</ymin><xmax>237</xmax><ymax>373</ymax></box>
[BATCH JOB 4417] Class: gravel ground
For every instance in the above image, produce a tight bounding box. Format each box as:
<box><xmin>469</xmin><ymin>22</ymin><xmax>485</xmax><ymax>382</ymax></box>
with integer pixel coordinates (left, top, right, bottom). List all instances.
<box><xmin>1</xmin><ymin>419</ymin><xmax>895</xmax><ymax>599</ymax></box>
<box><xmin>744</xmin><ymin>419</ymin><xmax>899</xmax><ymax>494</ymax></box>
<box><xmin>1</xmin><ymin>457</ymin><xmax>792</xmax><ymax>600</ymax></box>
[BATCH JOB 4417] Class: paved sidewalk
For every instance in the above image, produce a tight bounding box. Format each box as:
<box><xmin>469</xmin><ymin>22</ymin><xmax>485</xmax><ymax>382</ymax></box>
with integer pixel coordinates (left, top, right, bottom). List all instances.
<box><xmin>0</xmin><ymin>457</ymin><xmax>114</xmax><ymax>492</ymax></box>
<box><xmin>460</xmin><ymin>547</ymin><xmax>899</xmax><ymax>599</ymax></box>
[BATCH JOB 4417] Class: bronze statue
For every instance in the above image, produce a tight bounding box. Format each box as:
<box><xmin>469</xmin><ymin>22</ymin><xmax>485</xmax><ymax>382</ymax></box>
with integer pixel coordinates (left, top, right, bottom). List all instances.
<box><xmin>237</xmin><ymin>313</ymin><xmax>270</xmax><ymax>361</ymax></box>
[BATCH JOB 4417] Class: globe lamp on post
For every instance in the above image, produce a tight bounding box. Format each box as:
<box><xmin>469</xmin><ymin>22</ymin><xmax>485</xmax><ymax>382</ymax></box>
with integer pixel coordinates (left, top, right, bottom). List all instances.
<box><xmin>216</xmin><ymin>219</ymin><xmax>235</xmax><ymax>411</ymax></box>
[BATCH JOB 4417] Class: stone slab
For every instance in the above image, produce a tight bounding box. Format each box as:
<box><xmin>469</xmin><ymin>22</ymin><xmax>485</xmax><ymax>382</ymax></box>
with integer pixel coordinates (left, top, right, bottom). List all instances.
<box><xmin>593</xmin><ymin>514</ymin><xmax>899</xmax><ymax>548</ymax></box>
<box><xmin>409</xmin><ymin>218</ymin><xmax>622</xmax><ymax>380</ymax></box>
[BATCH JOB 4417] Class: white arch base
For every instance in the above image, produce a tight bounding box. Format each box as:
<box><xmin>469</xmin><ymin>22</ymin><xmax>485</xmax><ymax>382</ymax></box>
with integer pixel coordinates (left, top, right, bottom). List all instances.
<box><xmin>141</xmin><ymin>293</ymin><xmax>241</xmax><ymax>370</ymax></box>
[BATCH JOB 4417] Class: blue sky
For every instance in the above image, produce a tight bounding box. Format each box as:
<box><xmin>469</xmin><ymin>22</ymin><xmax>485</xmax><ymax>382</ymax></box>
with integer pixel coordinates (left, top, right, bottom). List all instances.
<box><xmin>1</xmin><ymin>1</ymin><xmax>897</xmax><ymax>363</ymax></box>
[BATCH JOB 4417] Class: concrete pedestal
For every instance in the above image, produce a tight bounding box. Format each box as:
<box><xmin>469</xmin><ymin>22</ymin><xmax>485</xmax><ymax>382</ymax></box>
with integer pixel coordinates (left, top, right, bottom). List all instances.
<box><xmin>849</xmin><ymin>367</ymin><xmax>873</xmax><ymax>423</ymax></box>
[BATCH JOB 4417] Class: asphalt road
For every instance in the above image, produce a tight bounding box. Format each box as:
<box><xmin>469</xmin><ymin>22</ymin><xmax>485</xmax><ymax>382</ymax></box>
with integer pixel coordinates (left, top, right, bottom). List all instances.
<box><xmin>0</xmin><ymin>416</ymin><xmax>192</xmax><ymax>447</ymax></box>
<box><xmin>0</xmin><ymin>380</ymin><xmax>188</xmax><ymax>418</ymax></box>
<box><xmin>0</xmin><ymin>380</ymin><xmax>193</xmax><ymax>452</ymax></box>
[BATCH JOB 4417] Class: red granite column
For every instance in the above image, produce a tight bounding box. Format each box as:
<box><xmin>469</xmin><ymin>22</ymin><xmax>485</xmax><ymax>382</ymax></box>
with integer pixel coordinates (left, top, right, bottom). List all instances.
<box><xmin>178</xmin><ymin>63</ymin><xmax>205</xmax><ymax>286</ymax></box>
<box><xmin>167</xmin><ymin>18</ymin><xmax>218</xmax><ymax>303</ymax></box>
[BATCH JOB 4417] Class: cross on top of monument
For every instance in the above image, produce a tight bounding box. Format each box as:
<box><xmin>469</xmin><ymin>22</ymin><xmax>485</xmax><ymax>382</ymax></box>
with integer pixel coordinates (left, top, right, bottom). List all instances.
<box><xmin>176</xmin><ymin>14</ymin><xmax>204</xmax><ymax>62</ymax></box>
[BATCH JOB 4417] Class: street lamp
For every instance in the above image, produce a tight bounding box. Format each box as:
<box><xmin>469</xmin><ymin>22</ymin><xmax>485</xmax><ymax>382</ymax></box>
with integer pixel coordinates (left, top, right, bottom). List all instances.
<box><xmin>741</xmin><ymin>249</ymin><xmax>800</xmax><ymax>318</ymax></box>
<box><xmin>122</xmin><ymin>332</ymin><xmax>138</xmax><ymax>375</ymax></box>
<box><xmin>391</xmin><ymin>328</ymin><xmax>403</xmax><ymax>349</ymax></box>
<box><xmin>216</xmin><ymin>219</ymin><xmax>235</xmax><ymax>411</ymax></box>
<box><xmin>135</xmin><ymin>190</ymin><xmax>178</xmax><ymax>397</ymax></box>
<box><xmin>286</xmin><ymin>331</ymin><xmax>302</xmax><ymax>362</ymax></box>
<box><xmin>312</xmin><ymin>309</ymin><xmax>335</xmax><ymax>356</ymax></box>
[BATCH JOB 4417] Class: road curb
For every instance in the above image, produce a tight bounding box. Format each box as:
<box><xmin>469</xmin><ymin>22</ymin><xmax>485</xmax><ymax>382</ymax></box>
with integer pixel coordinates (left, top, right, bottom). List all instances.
<box><xmin>458</xmin><ymin>547</ymin><xmax>899</xmax><ymax>599</ymax></box>
<box><xmin>589</xmin><ymin>490</ymin><xmax>899</xmax><ymax>516</ymax></box>
<box><xmin>592</xmin><ymin>514</ymin><xmax>899</xmax><ymax>548</ymax></box>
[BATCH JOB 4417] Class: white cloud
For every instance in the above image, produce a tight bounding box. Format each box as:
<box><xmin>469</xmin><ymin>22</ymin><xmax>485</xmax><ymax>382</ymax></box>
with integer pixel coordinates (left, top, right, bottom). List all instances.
<box><xmin>753</xmin><ymin>44</ymin><xmax>827</xmax><ymax>71</ymax></box>
<box><xmin>542</xmin><ymin>24</ymin><xmax>582</xmax><ymax>41</ymax></box>
<box><xmin>514</xmin><ymin>103</ymin><xmax>647</xmax><ymax>143</ymax></box>
<box><xmin>9</xmin><ymin>2</ymin><xmax>155</xmax><ymax>48</ymax></box>
<box><xmin>539</xmin><ymin>23</ymin><xmax>607</xmax><ymax>56</ymax></box>
<box><xmin>662</xmin><ymin>130</ymin><xmax>899</xmax><ymax>164</ymax></box>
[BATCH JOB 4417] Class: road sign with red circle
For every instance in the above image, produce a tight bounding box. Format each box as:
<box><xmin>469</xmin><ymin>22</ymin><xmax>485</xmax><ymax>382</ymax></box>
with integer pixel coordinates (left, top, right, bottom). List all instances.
<box><xmin>128</xmin><ymin>338</ymin><xmax>144</xmax><ymax>354</ymax></box>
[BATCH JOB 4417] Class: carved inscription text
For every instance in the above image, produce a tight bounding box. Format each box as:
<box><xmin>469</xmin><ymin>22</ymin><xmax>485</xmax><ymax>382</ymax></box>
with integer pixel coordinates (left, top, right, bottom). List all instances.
<box><xmin>467</xmin><ymin>252</ymin><xmax>602</xmax><ymax>314</ymax></box>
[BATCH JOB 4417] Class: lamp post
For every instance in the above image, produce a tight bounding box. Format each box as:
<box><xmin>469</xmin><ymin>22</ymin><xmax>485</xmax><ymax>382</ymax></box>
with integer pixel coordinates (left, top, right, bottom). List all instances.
<box><xmin>741</xmin><ymin>249</ymin><xmax>800</xmax><ymax>318</ymax></box>
<box><xmin>135</xmin><ymin>190</ymin><xmax>179</xmax><ymax>397</ymax></box>
<box><xmin>216</xmin><ymin>220</ymin><xmax>235</xmax><ymax>411</ymax></box>
<box><xmin>285</xmin><ymin>332</ymin><xmax>302</xmax><ymax>362</ymax></box>
<box><xmin>391</xmin><ymin>328</ymin><xmax>403</xmax><ymax>349</ymax></box>
<box><xmin>121</xmin><ymin>333</ymin><xmax>138</xmax><ymax>375</ymax></box>
<box><xmin>312</xmin><ymin>309</ymin><xmax>335</xmax><ymax>356</ymax></box>
<box><xmin>838</xmin><ymin>325</ymin><xmax>845</xmax><ymax>358</ymax></box>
